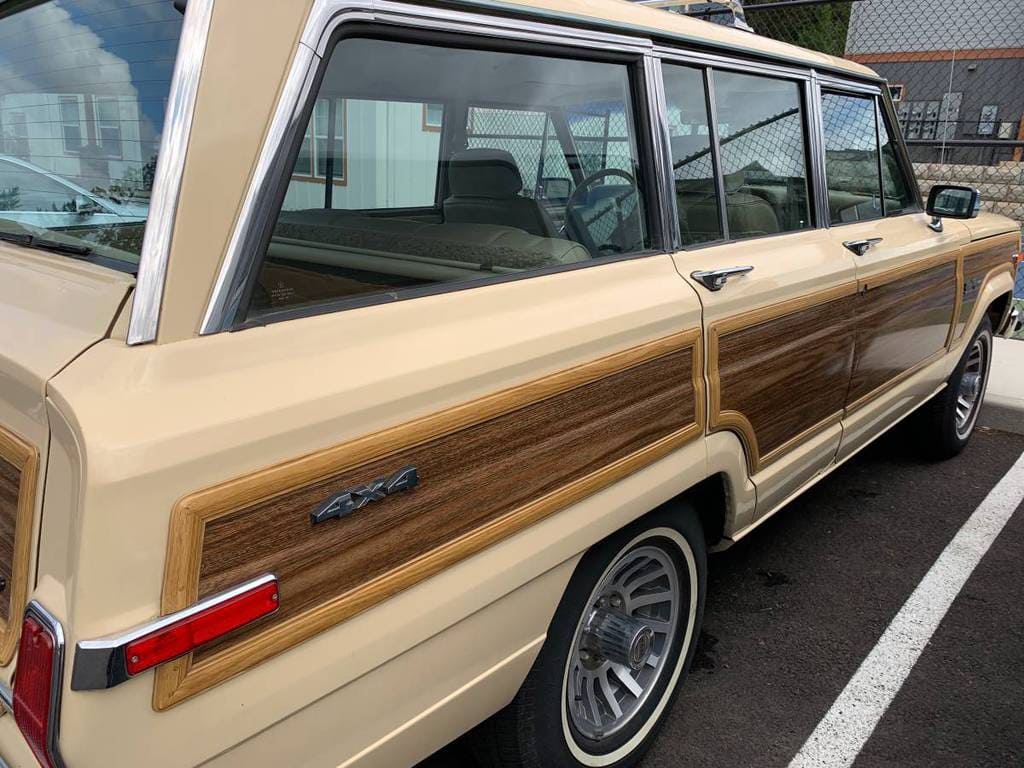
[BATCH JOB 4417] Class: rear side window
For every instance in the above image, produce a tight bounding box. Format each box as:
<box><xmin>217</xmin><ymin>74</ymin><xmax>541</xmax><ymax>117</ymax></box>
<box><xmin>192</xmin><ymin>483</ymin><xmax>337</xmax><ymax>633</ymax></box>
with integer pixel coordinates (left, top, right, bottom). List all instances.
<box><xmin>821</xmin><ymin>92</ymin><xmax>883</xmax><ymax>224</ymax></box>
<box><xmin>247</xmin><ymin>37</ymin><xmax>652</xmax><ymax>320</ymax></box>
<box><xmin>710</xmin><ymin>71</ymin><xmax>812</xmax><ymax>238</ymax></box>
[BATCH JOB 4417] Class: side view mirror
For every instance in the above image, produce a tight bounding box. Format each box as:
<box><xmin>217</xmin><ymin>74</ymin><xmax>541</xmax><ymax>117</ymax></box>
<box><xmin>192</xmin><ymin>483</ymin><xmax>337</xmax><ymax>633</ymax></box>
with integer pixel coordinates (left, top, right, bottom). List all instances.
<box><xmin>926</xmin><ymin>185</ymin><xmax>982</xmax><ymax>220</ymax></box>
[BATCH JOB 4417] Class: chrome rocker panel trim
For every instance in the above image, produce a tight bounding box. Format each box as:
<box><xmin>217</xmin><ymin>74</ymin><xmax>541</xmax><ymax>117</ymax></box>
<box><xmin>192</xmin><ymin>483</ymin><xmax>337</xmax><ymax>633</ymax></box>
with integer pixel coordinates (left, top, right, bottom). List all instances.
<box><xmin>70</xmin><ymin>574</ymin><xmax>278</xmax><ymax>692</ymax></box>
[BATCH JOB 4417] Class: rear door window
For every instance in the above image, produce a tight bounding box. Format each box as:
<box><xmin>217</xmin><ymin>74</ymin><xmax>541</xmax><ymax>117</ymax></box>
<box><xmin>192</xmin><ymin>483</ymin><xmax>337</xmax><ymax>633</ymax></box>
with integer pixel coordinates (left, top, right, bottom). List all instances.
<box><xmin>246</xmin><ymin>37</ymin><xmax>653</xmax><ymax>321</ymax></box>
<box><xmin>710</xmin><ymin>70</ymin><xmax>812</xmax><ymax>238</ymax></box>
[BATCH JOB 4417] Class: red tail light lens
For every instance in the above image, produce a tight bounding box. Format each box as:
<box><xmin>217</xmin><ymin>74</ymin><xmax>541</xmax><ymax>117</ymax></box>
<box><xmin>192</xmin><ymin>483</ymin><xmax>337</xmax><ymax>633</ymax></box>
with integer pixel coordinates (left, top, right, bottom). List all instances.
<box><xmin>14</xmin><ymin>614</ymin><xmax>58</xmax><ymax>768</ymax></box>
<box><xmin>124</xmin><ymin>580</ymin><xmax>278</xmax><ymax>676</ymax></box>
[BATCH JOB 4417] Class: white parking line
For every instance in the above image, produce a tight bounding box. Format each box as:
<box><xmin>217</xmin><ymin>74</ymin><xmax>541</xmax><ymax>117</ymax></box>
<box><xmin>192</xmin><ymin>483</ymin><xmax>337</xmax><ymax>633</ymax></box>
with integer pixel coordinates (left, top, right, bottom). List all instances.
<box><xmin>789</xmin><ymin>449</ymin><xmax>1024</xmax><ymax>768</ymax></box>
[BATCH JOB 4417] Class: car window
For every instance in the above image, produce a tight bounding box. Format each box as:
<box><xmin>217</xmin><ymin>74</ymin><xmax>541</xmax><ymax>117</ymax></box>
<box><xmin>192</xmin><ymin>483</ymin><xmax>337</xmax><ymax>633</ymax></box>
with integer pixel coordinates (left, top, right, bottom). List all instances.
<box><xmin>878</xmin><ymin>104</ymin><xmax>915</xmax><ymax>216</ymax></box>
<box><xmin>0</xmin><ymin>0</ymin><xmax>185</xmax><ymax>266</ymax></box>
<box><xmin>283</xmin><ymin>97</ymin><xmax>441</xmax><ymax>211</ymax></box>
<box><xmin>662</xmin><ymin>63</ymin><xmax>722</xmax><ymax>245</ymax></box>
<box><xmin>710</xmin><ymin>70</ymin><xmax>812</xmax><ymax>239</ymax></box>
<box><xmin>247</xmin><ymin>37</ymin><xmax>651</xmax><ymax>321</ymax></box>
<box><xmin>821</xmin><ymin>92</ymin><xmax>883</xmax><ymax>225</ymax></box>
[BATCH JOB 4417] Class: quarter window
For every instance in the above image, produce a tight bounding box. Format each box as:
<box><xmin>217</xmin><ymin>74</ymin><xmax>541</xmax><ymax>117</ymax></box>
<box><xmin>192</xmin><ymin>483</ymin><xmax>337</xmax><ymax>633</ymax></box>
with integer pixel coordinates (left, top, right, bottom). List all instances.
<box><xmin>878</xmin><ymin>106</ymin><xmax>914</xmax><ymax>216</ymax></box>
<box><xmin>248</xmin><ymin>37</ymin><xmax>651</xmax><ymax>320</ymax></box>
<box><xmin>710</xmin><ymin>70</ymin><xmax>812</xmax><ymax>238</ymax></box>
<box><xmin>821</xmin><ymin>92</ymin><xmax>882</xmax><ymax>224</ymax></box>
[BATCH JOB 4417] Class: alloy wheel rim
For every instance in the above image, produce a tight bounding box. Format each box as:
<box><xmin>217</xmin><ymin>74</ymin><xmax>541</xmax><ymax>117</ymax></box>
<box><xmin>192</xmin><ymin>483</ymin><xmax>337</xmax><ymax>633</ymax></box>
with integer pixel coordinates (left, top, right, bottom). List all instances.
<box><xmin>955</xmin><ymin>335</ymin><xmax>988</xmax><ymax>439</ymax></box>
<box><xmin>565</xmin><ymin>543</ymin><xmax>681</xmax><ymax>743</ymax></box>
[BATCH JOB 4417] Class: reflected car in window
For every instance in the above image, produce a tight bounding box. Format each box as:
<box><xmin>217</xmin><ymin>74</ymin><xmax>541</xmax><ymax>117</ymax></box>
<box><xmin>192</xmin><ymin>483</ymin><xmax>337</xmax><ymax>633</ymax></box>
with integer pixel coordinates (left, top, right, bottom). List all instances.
<box><xmin>0</xmin><ymin>155</ymin><xmax>148</xmax><ymax>231</ymax></box>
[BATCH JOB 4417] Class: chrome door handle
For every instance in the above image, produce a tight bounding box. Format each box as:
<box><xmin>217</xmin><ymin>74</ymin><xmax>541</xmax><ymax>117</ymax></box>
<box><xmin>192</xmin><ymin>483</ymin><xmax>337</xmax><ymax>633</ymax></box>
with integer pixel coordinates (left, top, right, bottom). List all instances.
<box><xmin>843</xmin><ymin>237</ymin><xmax>883</xmax><ymax>256</ymax></box>
<box><xmin>690</xmin><ymin>265</ymin><xmax>754</xmax><ymax>292</ymax></box>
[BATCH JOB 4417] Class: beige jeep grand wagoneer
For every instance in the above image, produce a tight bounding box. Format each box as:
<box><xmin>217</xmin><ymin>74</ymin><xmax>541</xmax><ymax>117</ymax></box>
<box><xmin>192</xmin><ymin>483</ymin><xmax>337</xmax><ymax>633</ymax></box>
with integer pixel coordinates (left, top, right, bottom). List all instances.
<box><xmin>0</xmin><ymin>0</ymin><xmax>1019</xmax><ymax>766</ymax></box>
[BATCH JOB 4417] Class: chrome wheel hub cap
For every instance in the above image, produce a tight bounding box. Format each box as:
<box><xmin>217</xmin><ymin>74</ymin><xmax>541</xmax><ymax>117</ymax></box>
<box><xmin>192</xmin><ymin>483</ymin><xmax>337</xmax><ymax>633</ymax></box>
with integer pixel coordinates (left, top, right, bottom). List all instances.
<box><xmin>955</xmin><ymin>337</ymin><xmax>988</xmax><ymax>438</ymax></box>
<box><xmin>566</xmin><ymin>545</ymin><xmax>680</xmax><ymax>742</ymax></box>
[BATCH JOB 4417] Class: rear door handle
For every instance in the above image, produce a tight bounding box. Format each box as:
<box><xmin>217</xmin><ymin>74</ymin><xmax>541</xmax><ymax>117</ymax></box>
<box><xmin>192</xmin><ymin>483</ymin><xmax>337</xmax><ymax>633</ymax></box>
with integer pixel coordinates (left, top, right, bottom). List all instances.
<box><xmin>843</xmin><ymin>237</ymin><xmax>883</xmax><ymax>256</ymax></box>
<box><xmin>690</xmin><ymin>265</ymin><xmax>754</xmax><ymax>292</ymax></box>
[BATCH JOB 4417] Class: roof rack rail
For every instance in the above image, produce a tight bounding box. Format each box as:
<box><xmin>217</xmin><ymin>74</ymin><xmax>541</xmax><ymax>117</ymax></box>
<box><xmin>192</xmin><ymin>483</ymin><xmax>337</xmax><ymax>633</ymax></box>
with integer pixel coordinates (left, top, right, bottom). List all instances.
<box><xmin>632</xmin><ymin>0</ymin><xmax>754</xmax><ymax>32</ymax></box>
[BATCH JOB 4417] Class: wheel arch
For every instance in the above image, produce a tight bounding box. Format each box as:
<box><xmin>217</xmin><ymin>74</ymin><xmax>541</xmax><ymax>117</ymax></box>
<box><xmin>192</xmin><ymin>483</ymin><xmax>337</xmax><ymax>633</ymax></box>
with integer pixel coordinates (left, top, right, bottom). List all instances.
<box><xmin>985</xmin><ymin>289</ymin><xmax>1012</xmax><ymax>334</ymax></box>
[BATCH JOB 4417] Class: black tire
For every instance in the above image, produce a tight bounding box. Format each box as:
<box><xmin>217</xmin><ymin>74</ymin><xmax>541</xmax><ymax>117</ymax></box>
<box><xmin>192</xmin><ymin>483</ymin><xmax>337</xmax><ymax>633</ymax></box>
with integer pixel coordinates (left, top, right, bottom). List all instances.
<box><xmin>470</xmin><ymin>504</ymin><xmax>707</xmax><ymax>768</ymax></box>
<box><xmin>918</xmin><ymin>316</ymin><xmax>993</xmax><ymax>460</ymax></box>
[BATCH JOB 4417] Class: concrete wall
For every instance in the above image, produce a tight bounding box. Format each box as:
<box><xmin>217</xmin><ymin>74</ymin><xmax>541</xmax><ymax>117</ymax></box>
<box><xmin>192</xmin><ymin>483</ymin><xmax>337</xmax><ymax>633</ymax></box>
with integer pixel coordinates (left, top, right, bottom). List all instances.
<box><xmin>915</xmin><ymin>161</ymin><xmax>1024</xmax><ymax>223</ymax></box>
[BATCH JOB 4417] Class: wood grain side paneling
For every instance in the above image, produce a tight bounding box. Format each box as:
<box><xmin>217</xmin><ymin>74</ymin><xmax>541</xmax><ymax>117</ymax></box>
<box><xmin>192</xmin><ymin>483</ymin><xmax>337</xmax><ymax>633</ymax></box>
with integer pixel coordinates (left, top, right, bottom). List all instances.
<box><xmin>709</xmin><ymin>284</ymin><xmax>859</xmax><ymax>474</ymax></box>
<box><xmin>155</xmin><ymin>330</ymin><xmax>703</xmax><ymax>709</ymax></box>
<box><xmin>0</xmin><ymin>426</ymin><xmax>38</xmax><ymax>665</ymax></box>
<box><xmin>955</xmin><ymin>234</ymin><xmax>1018</xmax><ymax>341</ymax></box>
<box><xmin>846</xmin><ymin>255</ymin><xmax>958</xmax><ymax>409</ymax></box>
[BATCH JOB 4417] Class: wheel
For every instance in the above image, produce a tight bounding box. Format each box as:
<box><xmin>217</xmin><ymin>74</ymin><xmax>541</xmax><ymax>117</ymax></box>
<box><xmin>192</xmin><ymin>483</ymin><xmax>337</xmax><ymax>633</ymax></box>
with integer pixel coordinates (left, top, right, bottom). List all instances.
<box><xmin>919</xmin><ymin>316</ymin><xmax>993</xmax><ymax>459</ymax></box>
<box><xmin>470</xmin><ymin>505</ymin><xmax>707</xmax><ymax>768</ymax></box>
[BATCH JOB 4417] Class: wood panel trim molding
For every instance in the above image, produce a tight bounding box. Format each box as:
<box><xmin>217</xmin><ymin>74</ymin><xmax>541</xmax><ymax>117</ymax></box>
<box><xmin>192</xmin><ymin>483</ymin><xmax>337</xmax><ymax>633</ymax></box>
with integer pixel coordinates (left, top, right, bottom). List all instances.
<box><xmin>707</xmin><ymin>281</ymin><xmax>857</xmax><ymax>474</ymax></box>
<box><xmin>857</xmin><ymin>250</ymin><xmax>957</xmax><ymax>289</ymax></box>
<box><xmin>844</xmin><ymin>347</ymin><xmax>947</xmax><ymax>416</ymax></box>
<box><xmin>155</xmin><ymin>330</ymin><xmax>704</xmax><ymax>709</ymax></box>
<box><xmin>953</xmin><ymin>233</ymin><xmax>1019</xmax><ymax>344</ymax></box>
<box><xmin>0</xmin><ymin>425</ymin><xmax>38</xmax><ymax>666</ymax></box>
<box><xmin>947</xmin><ymin>253</ymin><xmax>965</xmax><ymax>349</ymax></box>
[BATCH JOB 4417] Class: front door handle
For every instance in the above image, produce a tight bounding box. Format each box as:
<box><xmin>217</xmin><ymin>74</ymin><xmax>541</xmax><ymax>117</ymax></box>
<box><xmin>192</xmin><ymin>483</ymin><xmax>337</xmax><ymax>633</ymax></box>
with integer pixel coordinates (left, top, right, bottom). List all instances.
<box><xmin>690</xmin><ymin>265</ymin><xmax>754</xmax><ymax>292</ymax></box>
<box><xmin>843</xmin><ymin>237</ymin><xmax>883</xmax><ymax>256</ymax></box>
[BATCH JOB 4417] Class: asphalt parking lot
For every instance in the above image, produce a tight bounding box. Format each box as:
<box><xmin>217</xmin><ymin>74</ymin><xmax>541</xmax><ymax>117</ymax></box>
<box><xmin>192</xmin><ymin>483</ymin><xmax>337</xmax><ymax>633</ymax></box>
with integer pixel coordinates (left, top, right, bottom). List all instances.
<box><xmin>419</xmin><ymin>404</ymin><xmax>1024</xmax><ymax>768</ymax></box>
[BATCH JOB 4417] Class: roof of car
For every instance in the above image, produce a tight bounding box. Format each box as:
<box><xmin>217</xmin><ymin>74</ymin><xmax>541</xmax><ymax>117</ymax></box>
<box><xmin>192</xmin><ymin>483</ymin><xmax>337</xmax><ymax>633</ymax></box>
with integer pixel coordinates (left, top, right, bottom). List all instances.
<box><xmin>453</xmin><ymin>0</ymin><xmax>879</xmax><ymax>80</ymax></box>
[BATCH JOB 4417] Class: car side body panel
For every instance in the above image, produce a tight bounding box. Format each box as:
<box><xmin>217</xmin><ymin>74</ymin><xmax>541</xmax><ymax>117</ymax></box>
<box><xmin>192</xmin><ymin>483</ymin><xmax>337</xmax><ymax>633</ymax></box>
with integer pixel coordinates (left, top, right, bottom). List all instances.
<box><xmin>0</xmin><ymin>1</ymin><xmax>1018</xmax><ymax>767</ymax></box>
<box><xmin>46</xmin><ymin>251</ymin><xmax>705</xmax><ymax>766</ymax></box>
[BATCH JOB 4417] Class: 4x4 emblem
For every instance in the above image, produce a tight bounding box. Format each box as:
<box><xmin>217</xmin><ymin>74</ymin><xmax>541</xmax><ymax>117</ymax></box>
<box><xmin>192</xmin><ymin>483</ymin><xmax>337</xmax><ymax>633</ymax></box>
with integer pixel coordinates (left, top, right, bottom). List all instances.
<box><xmin>310</xmin><ymin>465</ymin><xmax>419</xmax><ymax>524</ymax></box>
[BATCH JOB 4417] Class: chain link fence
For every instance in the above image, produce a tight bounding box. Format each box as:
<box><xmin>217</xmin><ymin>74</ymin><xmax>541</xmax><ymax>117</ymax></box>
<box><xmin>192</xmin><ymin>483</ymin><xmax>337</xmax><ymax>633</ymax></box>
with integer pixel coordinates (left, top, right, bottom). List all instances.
<box><xmin>739</xmin><ymin>0</ymin><xmax>1024</xmax><ymax>335</ymax></box>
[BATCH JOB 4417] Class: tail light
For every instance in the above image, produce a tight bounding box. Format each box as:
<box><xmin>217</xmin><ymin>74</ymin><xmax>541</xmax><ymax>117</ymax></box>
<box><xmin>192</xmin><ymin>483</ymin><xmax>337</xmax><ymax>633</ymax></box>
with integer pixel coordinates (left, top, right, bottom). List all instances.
<box><xmin>13</xmin><ymin>603</ymin><xmax>65</xmax><ymax>768</ymax></box>
<box><xmin>71</xmin><ymin>574</ymin><xmax>278</xmax><ymax>691</ymax></box>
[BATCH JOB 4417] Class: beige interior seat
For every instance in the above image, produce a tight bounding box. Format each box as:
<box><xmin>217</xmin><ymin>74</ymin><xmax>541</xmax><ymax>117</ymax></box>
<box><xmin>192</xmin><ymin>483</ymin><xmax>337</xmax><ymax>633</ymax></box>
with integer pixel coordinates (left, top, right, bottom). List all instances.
<box><xmin>443</xmin><ymin>148</ymin><xmax>558</xmax><ymax>238</ymax></box>
<box><xmin>675</xmin><ymin>164</ymin><xmax>780</xmax><ymax>241</ymax></box>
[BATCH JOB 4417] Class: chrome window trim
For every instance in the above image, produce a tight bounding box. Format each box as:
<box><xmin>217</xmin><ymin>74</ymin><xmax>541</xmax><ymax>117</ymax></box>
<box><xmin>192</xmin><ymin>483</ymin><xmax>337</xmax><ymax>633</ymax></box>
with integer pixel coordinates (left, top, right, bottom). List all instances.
<box><xmin>199</xmin><ymin>43</ymin><xmax>320</xmax><ymax>335</ymax></box>
<box><xmin>813</xmin><ymin>76</ymin><xmax>923</xmax><ymax>226</ymax></box>
<box><xmin>644</xmin><ymin>55</ymin><xmax>680</xmax><ymax>252</ymax></box>
<box><xmin>815</xmin><ymin>72</ymin><xmax>882</xmax><ymax>96</ymax></box>
<box><xmin>126</xmin><ymin>0</ymin><xmax>215</xmax><ymax>345</ymax></box>
<box><xmin>303</xmin><ymin>0</ymin><xmax>653</xmax><ymax>56</ymax></box>
<box><xmin>653</xmin><ymin>44</ymin><xmax>811</xmax><ymax>82</ymax></box>
<box><xmin>200</xmin><ymin>0</ymin><xmax>658</xmax><ymax>334</ymax></box>
<box><xmin>23</xmin><ymin>600</ymin><xmax>67</xmax><ymax>768</ymax></box>
<box><xmin>806</xmin><ymin>73</ymin><xmax>829</xmax><ymax>229</ymax></box>
<box><xmin>71</xmin><ymin>574</ymin><xmax>278</xmax><ymax>692</ymax></box>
